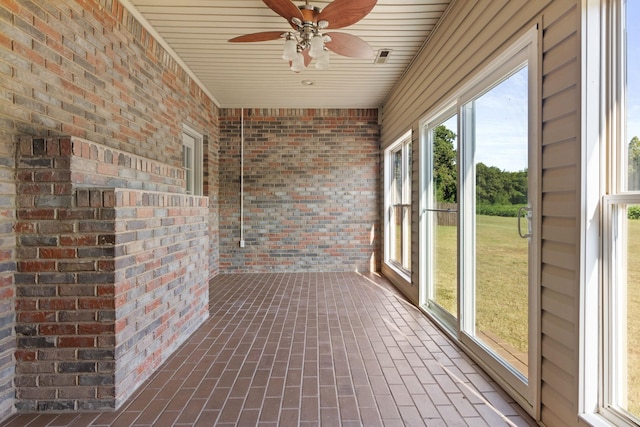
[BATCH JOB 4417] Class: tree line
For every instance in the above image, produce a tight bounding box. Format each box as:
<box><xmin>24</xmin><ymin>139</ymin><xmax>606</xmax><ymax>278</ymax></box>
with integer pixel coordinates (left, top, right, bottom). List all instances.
<box><xmin>435</xmin><ymin>126</ymin><xmax>640</xmax><ymax>218</ymax></box>
<box><xmin>433</xmin><ymin>125</ymin><xmax>527</xmax><ymax>216</ymax></box>
<box><xmin>436</xmin><ymin>127</ymin><xmax>640</xmax><ymax>218</ymax></box>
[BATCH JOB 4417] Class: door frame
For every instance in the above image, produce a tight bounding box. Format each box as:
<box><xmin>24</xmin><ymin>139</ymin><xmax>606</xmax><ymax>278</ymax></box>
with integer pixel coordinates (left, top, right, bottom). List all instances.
<box><xmin>418</xmin><ymin>25</ymin><xmax>540</xmax><ymax>416</ymax></box>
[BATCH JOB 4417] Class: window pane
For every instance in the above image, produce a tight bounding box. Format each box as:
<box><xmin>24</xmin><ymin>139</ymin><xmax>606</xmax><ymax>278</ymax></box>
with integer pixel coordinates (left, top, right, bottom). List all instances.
<box><xmin>613</xmin><ymin>205</ymin><xmax>640</xmax><ymax>420</ymax></box>
<box><xmin>393</xmin><ymin>149</ymin><xmax>402</xmax><ymax>204</ymax></box>
<box><xmin>406</xmin><ymin>141</ymin><xmax>412</xmax><ymax>203</ymax></box>
<box><xmin>403</xmin><ymin>205</ymin><xmax>411</xmax><ymax>270</ymax></box>
<box><xmin>405</xmin><ymin>142</ymin><xmax>412</xmax><ymax>270</ymax></box>
<box><xmin>388</xmin><ymin>141</ymin><xmax>411</xmax><ymax>272</ymax></box>
<box><xmin>472</xmin><ymin>66</ymin><xmax>529</xmax><ymax>377</ymax></box>
<box><xmin>390</xmin><ymin>205</ymin><xmax>402</xmax><ymax>264</ymax></box>
<box><xmin>627</xmin><ymin>1</ymin><xmax>640</xmax><ymax>191</ymax></box>
<box><xmin>431</xmin><ymin>116</ymin><xmax>458</xmax><ymax>318</ymax></box>
<box><xmin>184</xmin><ymin>144</ymin><xmax>193</xmax><ymax>194</ymax></box>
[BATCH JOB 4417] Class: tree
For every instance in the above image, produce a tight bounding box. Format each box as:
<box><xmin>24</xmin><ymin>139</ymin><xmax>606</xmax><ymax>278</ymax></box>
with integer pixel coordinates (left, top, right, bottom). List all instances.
<box><xmin>433</xmin><ymin>125</ymin><xmax>457</xmax><ymax>203</ymax></box>
<box><xmin>476</xmin><ymin>163</ymin><xmax>528</xmax><ymax>206</ymax></box>
<box><xmin>629</xmin><ymin>136</ymin><xmax>640</xmax><ymax>190</ymax></box>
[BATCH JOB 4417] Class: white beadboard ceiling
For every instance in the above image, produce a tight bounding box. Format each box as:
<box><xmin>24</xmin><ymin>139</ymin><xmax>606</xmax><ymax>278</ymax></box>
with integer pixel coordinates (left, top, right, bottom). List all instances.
<box><xmin>124</xmin><ymin>0</ymin><xmax>452</xmax><ymax>108</ymax></box>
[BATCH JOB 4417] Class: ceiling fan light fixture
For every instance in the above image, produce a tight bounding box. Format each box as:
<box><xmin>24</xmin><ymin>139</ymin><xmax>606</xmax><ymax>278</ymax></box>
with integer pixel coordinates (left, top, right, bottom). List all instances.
<box><xmin>229</xmin><ymin>0</ymin><xmax>378</xmax><ymax>72</ymax></box>
<box><xmin>309</xmin><ymin>34</ymin><xmax>324</xmax><ymax>58</ymax></box>
<box><xmin>315</xmin><ymin>51</ymin><xmax>330</xmax><ymax>70</ymax></box>
<box><xmin>291</xmin><ymin>52</ymin><xmax>305</xmax><ymax>73</ymax></box>
<box><xmin>282</xmin><ymin>38</ymin><xmax>298</xmax><ymax>60</ymax></box>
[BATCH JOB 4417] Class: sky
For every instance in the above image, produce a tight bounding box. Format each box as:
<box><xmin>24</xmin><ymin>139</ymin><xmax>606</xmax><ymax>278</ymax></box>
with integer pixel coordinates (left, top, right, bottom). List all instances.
<box><xmin>474</xmin><ymin>67</ymin><xmax>528</xmax><ymax>172</ymax></box>
<box><xmin>433</xmin><ymin>70</ymin><xmax>528</xmax><ymax>173</ymax></box>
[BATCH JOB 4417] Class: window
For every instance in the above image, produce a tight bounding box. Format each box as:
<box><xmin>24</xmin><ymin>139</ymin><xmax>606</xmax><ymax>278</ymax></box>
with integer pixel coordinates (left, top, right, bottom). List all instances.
<box><xmin>603</xmin><ymin>0</ymin><xmax>640</xmax><ymax>424</ymax></box>
<box><xmin>385</xmin><ymin>131</ymin><xmax>412</xmax><ymax>275</ymax></box>
<box><xmin>182</xmin><ymin>124</ymin><xmax>203</xmax><ymax>196</ymax></box>
<box><xmin>588</xmin><ymin>0</ymin><xmax>640</xmax><ymax>425</ymax></box>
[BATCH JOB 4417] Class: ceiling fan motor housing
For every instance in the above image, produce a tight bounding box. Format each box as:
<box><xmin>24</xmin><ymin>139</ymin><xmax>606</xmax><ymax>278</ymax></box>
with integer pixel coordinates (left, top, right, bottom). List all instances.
<box><xmin>290</xmin><ymin>6</ymin><xmax>325</xmax><ymax>52</ymax></box>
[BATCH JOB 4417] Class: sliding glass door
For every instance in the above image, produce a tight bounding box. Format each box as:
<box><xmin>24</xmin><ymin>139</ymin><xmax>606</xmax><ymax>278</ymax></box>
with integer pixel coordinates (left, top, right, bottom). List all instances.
<box><xmin>420</xmin><ymin>31</ymin><xmax>538</xmax><ymax>408</ymax></box>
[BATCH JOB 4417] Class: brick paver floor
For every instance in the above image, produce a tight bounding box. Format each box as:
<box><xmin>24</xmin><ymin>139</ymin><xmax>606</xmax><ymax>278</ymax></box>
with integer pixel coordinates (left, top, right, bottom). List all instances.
<box><xmin>1</xmin><ymin>272</ymin><xmax>536</xmax><ymax>426</ymax></box>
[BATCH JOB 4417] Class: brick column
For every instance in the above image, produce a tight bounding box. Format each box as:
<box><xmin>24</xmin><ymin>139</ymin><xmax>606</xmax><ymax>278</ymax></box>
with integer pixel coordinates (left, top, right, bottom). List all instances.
<box><xmin>14</xmin><ymin>137</ymin><xmax>209</xmax><ymax>411</ymax></box>
<box><xmin>15</xmin><ymin>138</ymin><xmax>116</xmax><ymax>410</ymax></box>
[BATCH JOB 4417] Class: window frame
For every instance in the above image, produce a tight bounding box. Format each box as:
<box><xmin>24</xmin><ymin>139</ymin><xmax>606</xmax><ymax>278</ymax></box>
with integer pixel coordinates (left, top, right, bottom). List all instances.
<box><xmin>384</xmin><ymin>130</ymin><xmax>413</xmax><ymax>278</ymax></box>
<box><xmin>601</xmin><ymin>0</ymin><xmax>640</xmax><ymax>425</ymax></box>
<box><xmin>182</xmin><ymin>124</ymin><xmax>204</xmax><ymax>196</ymax></box>
<box><xmin>419</xmin><ymin>106</ymin><xmax>459</xmax><ymax>329</ymax></box>
<box><xmin>581</xmin><ymin>0</ymin><xmax>640</xmax><ymax>425</ymax></box>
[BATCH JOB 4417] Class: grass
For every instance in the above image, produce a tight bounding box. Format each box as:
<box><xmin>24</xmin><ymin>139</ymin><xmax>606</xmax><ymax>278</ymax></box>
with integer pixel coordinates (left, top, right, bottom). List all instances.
<box><xmin>626</xmin><ymin>219</ymin><xmax>640</xmax><ymax>416</ymax></box>
<box><xmin>433</xmin><ymin>215</ymin><xmax>640</xmax><ymax>415</ymax></box>
<box><xmin>432</xmin><ymin>218</ymin><xmax>457</xmax><ymax>316</ymax></box>
<box><xmin>433</xmin><ymin>215</ymin><xmax>528</xmax><ymax>353</ymax></box>
<box><xmin>475</xmin><ymin>215</ymin><xmax>529</xmax><ymax>354</ymax></box>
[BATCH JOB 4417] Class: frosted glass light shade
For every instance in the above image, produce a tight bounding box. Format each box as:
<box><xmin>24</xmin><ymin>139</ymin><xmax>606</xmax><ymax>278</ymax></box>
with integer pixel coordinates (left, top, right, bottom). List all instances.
<box><xmin>291</xmin><ymin>52</ymin><xmax>305</xmax><ymax>72</ymax></box>
<box><xmin>315</xmin><ymin>52</ymin><xmax>330</xmax><ymax>70</ymax></box>
<box><xmin>282</xmin><ymin>39</ymin><xmax>298</xmax><ymax>61</ymax></box>
<box><xmin>309</xmin><ymin>35</ymin><xmax>324</xmax><ymax>58</ymax></box>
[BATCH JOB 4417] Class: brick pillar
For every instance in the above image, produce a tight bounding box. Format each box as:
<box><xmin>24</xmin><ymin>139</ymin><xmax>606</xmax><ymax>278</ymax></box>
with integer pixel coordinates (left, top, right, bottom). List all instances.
<box><xmin>13</xmin><ymin>136</ymin><xmax>210</xmax><ymax>412</ymax></box>
<box><xmin>15</xmin><ymin>138</ymin><xmax>116</xmax><ymax>411</ymax></box>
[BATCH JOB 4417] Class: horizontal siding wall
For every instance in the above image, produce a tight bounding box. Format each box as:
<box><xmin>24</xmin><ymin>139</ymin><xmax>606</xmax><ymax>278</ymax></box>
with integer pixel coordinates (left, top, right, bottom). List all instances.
<box><xmin>540</xmin><ymin>2</ymin><xmax>582</xmax><ymax>426</ymax></box>
<box><xmin>381</xmin><ymin>0</ymin><xmax>582</xmax><ymax>425</ymax></box>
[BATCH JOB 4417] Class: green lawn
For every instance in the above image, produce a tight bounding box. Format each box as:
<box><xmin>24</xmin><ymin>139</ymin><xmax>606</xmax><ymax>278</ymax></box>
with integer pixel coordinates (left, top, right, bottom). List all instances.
<box><xmin>626</xmin><ymin>219</ymin><xmax>640</xmax><ymax>415</ymax></box>
<box><xmin>475</xmin><ymin>215</ymin><xmax>529</xmax><ymax>354</ymax></box>
<box><xmin>433</xmin><ymin>215</ymin><xmax>528</xmax><ymax>352</ymax></box>
<box><xmin>433</xmin><ymin>215</ymin><xmax>639</xmax><ymax>414</ymax></box>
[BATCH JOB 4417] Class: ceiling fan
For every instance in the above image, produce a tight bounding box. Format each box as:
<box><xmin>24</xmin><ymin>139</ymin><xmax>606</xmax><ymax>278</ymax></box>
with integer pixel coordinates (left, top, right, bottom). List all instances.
<box><xmin>229</xmin><ymin>0</ymin><xmax>377</xmax><ymax>72</ymax></box>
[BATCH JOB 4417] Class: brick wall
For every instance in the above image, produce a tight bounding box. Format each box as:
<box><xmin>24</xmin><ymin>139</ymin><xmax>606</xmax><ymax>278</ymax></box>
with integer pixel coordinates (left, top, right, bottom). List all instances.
<box><xmin>0</xmin><ymin>0</ymin><xmax>219</xmax><ymax>275</ymax></box>
<box><xmin>0</xmin><ymin>135</ymin><xmax>16</xmax><ymax>420</ymax></box>
<box><xmin>0</xmin><ymin>0</ymin><xmax>219</xmax><ymax>414</ymax></box>
<box><xmin>14</xmin><ymin>136</ymin><xmax>209</xmax><ymax>411</ymax></box>
<box><xmin>219</xmin><ymin>108</ymin><xmax>381</xmax><ymax>273</ymax></box>
<box><xmin>113</xmin><ymin>189</ymin><xmax>208</xmax><ymax>407</ymax></box>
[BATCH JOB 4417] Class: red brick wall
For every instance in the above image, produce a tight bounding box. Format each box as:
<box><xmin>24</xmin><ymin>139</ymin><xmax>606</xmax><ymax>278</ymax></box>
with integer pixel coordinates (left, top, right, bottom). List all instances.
<box><xmin>15</xmin><ymin>137</ymin><xmax>209</xmax><ymax>411</ymax></box>
<box><xmin>219</xmin><ymin>108</ymin><xmax>381</xmax><ymax>273</ymax></box>
<box><xmin>0</xmin><ymin>0</ymin><xmax>220</xmax><ymax>273</ymax></box>
<box><xmin>0</xmin><ymin>0</ymin><xmax>219</xmax><ymax>414</ymax></box>
<box><xmin>112</xmin><ymin>189</ymin><xmax>209</xmax><ymax>408</ymax></box>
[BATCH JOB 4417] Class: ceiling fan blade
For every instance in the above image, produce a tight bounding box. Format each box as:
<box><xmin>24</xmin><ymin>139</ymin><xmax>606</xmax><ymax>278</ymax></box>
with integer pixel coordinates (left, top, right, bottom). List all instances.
<box><xmin>325</xmin><ymin>32</ymin><xmax>374</xmax><ymax>59</ymax></box>
<box><xmin>318</xmin><ymin>0</ymin><xmax>377</xmax><ymax>29</ymax></box>
<box><xmin>263</xmin><ymin>0</ymin><xmax>303</xmax><ymax>23</ymax></box>
<box><xmin>228</xmin><ymin>31</ymin><xmax>284</xmax><ymax>42</ymax></box>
